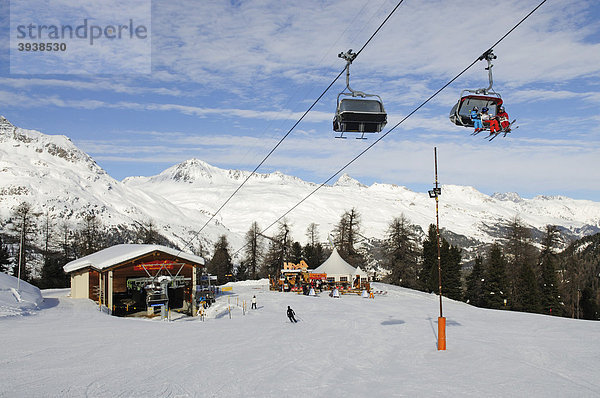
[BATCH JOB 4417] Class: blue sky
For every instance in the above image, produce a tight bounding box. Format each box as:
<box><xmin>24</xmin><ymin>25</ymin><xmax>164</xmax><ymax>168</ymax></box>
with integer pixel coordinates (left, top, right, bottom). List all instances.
<box><xmin>1</xmin><ymin>0</ymin><xmax>600</xmax><ymax>201</ymax></box>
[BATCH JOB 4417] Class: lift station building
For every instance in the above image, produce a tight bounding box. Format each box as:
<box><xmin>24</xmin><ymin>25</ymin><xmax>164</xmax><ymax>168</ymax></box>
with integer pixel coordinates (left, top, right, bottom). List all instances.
<box><xmin>63</xmin><ymin>244</ymin><xmax>205</xmax><ymax>317</ymax></box>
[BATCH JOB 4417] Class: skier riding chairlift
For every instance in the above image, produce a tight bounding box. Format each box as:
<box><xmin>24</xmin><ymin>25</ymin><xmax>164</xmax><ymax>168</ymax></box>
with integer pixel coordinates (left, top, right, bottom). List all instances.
<box><xmin>449</xmin><ymin>49</ymin><xmax>516</xmax><ymax>139</ymax></box>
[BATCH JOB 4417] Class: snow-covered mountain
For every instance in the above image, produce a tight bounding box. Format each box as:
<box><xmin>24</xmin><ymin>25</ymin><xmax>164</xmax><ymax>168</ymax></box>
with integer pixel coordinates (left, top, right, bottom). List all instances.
<box><xmin>1</xmin><ymin>116</ymin><xmax>600</xmax><ymax>260</ymax></box>
<box><xmin>0</xmin><ymin>116</ymin><xmax>235</xmax><ymax>251</ymax></box>
<box><xmin>124</xmin><ymin>158</ymin><xmax>600</xmax><ymax>253</ymax></box>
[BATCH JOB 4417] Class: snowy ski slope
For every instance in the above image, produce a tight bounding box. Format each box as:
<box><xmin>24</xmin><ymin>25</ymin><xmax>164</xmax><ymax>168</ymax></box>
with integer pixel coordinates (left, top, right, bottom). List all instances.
<box><xmin>0</xmin><ymin>279</ymin><xmax>598</xmax><ymax>397</ymax></box>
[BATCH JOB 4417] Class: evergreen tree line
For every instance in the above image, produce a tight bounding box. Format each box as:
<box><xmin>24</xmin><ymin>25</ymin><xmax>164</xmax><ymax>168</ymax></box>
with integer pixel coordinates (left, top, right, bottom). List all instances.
<box><xmin>207</xmin><ymin>209</ymin><xmax>598</xmax><ymax>321</ymax></box>
<box><xmin>0</xmin><ymin>202</ymin><xmax>171</xmax><ymax>289</ymax></box>
<box><xmin>3</xmin><ymin>201</ymin><xmax>598</xmax><ymax>320</ymax></box>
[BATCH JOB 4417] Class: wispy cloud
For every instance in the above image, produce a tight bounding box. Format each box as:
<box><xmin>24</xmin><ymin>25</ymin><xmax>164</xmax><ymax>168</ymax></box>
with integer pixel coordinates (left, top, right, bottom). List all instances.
<box><xmin>1</xmin><ymin>0</ymin><xmax>599</xmax><ymax>201</ymax></box>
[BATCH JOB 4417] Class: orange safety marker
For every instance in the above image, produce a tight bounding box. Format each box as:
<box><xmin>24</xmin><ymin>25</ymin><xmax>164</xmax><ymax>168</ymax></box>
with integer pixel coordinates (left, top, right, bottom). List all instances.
<box><xmin>438</xmin><ymin>316</ymin><xmax>446</xmax><ymax>351</ymax></box>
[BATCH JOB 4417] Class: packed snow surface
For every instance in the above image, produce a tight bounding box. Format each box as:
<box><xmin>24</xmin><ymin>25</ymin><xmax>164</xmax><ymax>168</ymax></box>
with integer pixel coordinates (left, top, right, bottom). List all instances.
<box><xmin>1</xmin><ymin>279</ymin><xmax>599</xmax><ymax>397</ymax></box>
<box><xmin>0</xmin><ymin>272</ymin><xmax>43</xmax><ymax>317</ymax></box>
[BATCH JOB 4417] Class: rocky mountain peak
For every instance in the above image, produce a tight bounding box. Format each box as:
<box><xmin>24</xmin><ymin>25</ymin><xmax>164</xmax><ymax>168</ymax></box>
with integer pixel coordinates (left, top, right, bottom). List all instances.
<box><xmin>492</xmin><ymin>192</ymin><xmax>523</xmax><ymax>203</ymax></box>
<box><xmin>334</xmin><ymin>173</ymin><xmax>366</xmax><ymax>188</ymax></box>
<box><xmin>166</xmin><ymin>158</ymin><xmax>218</xmax><ymax>183</ymax></box>
<box><xmin>0</xmin><ymin>116</ymin><xmax>15</xmax><ymax>134</ymax></box>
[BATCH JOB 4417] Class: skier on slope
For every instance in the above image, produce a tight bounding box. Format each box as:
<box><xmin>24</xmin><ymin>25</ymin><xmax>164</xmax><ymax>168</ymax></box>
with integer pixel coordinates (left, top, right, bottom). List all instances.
<box><xmin>287</xmin><ymin>306</ymin><xmax>297</xmax><ymax>323</ymax></box>
<box><xmin>251</xmin><ymin>295</ymin><xmax>257</xmax><ymax>310</ymax></box>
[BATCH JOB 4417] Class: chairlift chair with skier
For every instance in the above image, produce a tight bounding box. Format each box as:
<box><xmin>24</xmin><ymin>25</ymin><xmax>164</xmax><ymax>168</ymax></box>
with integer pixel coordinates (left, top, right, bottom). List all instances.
<box><xmin>449</xmin><ymin>49</ymin><xmax>516</xmax><ymax>138</ymax></box>
<box><xmin>333</xmin><ymin>49</ymin><xmax>387</xmax><ymax>139</ymax></box>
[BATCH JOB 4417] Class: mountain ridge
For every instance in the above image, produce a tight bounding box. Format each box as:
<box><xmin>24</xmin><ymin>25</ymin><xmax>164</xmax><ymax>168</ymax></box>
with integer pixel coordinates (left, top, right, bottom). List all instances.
<box><xmin>1</xmin><ymin>116</ymin><xmax>600</xmax><ymax>261</ymax></box>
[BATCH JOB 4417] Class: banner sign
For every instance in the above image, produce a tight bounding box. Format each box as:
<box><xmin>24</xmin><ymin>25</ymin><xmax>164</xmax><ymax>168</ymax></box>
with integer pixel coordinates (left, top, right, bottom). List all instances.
<box><xmin>309</xmin><ymin>273</ymin><xmax>327</xmax><ymax>280</ymax></box>
<box><xmin>133</xmin><ymin>261</ymin><xmax>178</xmax><ymax>271</ymax></box>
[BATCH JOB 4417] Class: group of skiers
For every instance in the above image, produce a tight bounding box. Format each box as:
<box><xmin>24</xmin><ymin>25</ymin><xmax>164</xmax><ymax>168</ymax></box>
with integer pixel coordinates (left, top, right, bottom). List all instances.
<box><xmin>470</xmin><ymin>105</ymin><xmax>510</xmax><ymax>134</ymax></box>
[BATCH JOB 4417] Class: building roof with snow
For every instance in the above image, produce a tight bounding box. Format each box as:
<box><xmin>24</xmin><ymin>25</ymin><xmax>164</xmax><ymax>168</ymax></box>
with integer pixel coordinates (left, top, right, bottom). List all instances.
<box><xmin>63</xmin><ymin>244</ymin><xmax>205</xmax><ymax>274</ymax></box>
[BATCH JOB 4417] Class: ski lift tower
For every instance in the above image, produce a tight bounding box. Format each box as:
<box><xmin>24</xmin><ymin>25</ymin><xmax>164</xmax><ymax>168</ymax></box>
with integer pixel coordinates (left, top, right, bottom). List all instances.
<box><xmin>428</xmin><ymin>147</ymin><xmax>446</xmax><ymax>351</ymax></box>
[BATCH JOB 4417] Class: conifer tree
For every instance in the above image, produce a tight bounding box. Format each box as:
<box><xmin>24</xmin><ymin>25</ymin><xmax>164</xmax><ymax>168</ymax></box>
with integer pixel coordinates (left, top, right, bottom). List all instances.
<box><xmin>39</xmin><ymin>253</ymin><xmax>70</xmax><ymax>288</ymax></box>
<box><xmin>513</xmin><ymin>262</ymin><xmax>541</xmax><ymax>313</ymax></box>
<box><xmin>482</xmin><ymin>243</ymin><xmax>509</xmax><ymax>309</ymax></box>
<box><xmin>303</xmin><ymin>223</ymin><xmax>326</xmax><ymax>268</ymax></box>
<box><xmin>242</xmin><ymin>221</ymin><xmax>263</xmax><ymax>279</ymax></box>
<box><xmin>290</xmin><ymin>242</ymin><xmax>303</xmax><ymax>265</ymax></box>
<box><xmin>384</xmin><ymin>214</ymin><xmax>420</xmax><ymax>289</ymax></box>
<box><xmin>443</xmin><ymin>243</ymin><xmax>463</xmax><ymax>301</ymax></box>
<box><xmin>418</xmin><ymin>224</ymin><xmax>439</xmax><ymax>293</ymax></box>
<box><xmin>76</xmin><ymin>213</ymin><xmax>106</xmax><ymax>256</ymax></box>
<box><xmin>260</xmin><ymin>222</ymin><xmax>290</xmax><ymax>278</ymax></box>
<box><xmin>333</xmin><ymin>208</ymin><xmax>364</xmax><ymax>267</ymax></box>
<box><xmin>209</xmin><ymin>235</ymin><xmax>233</xmax><ymax>284</ymax></box>
<box><xmin>10</xmin><ymin>202</ymin><xmax>37</xmax><ymax>282</ymax></box>
<box><xmin>235</xmin><ymin>261</ymin><xmax>248</xmax><ymax>281</ymax></box>
<box><xmin>136</xmin><ymin>220</ymin><xmax>160</xmax><ymax>244</ymax></box>
<box><xmin>580</xmin><ymin>285</ymin><xmax>599</xmax><ymax>320</ymax></box>
<box><xmin>539</xmin><ymin>225</ymin><xmax>562</xmax><ymax>316</ymax></box>
<box><xmin>418</xmin><ymin>224</ymin><xmax>462</xmax><ymax>299</ymax></box>
<box><xmin>503</xmin><ymin>217</ymin><xmax>538</xmax><ymax>307</ymax></box>
<box><xmin>0</xmin><ymin>236</ymin><xmax>10</xmax><ymax>273</ymax></box>
<box><xmin>465</xmin><ymin>256</ymin><xmax>485</xmax><ymax>307</ymax></box>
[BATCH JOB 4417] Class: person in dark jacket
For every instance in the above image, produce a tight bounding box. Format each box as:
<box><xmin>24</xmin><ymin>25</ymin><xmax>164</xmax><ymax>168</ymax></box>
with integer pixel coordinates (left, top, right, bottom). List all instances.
<box><xmin>287</xmin><ymin>306</ymin><xmax>297</xmax><ymax>323</ymax></box>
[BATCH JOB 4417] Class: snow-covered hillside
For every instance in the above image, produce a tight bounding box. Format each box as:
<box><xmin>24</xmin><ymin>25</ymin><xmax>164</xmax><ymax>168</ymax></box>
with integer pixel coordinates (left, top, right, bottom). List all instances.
<box><xmin>0</xmin><ymin>116</ymin><xmax>236</xmax><ymax>250</ymax></box>
<box><xmin>1</xmin><ymin>115</ymin><xmax>599</xmax><ymax>259</ymax></box>
<box><xmin>124</xmin><ymin>158</ymin><xmax>600</xmax><ymax>250</ymax></box>
<box><xmin>0</xmin><ymin>281</ymin><xmax>598</xmax><ymax>397</ymax></box>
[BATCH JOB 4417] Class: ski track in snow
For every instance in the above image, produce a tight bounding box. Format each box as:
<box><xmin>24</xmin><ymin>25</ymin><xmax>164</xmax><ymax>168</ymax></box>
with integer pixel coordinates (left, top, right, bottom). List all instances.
<box><xmin>0</xmin><ymin>281</ymin><xmax>599</xmax><ymax>397</ymax></box>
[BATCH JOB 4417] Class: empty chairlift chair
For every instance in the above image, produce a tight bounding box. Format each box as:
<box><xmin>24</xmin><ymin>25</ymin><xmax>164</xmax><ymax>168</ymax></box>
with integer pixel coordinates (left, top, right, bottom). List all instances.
<box><xmin>333</xmin><ymin>49</ymin><xmax>387</xmax><ymax>139</ymax></box>
<box><xmin>333</xmin><ymin>97</ymin><xmax>387</xmax><ymax>135</ymax></box>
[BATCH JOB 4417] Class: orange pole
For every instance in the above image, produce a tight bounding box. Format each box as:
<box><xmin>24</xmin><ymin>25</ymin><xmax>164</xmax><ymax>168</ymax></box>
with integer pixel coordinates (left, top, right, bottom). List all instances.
<box><xmin>438</xmin><ymin>316</ymin><xmax>446</xmax><ymax>351</ymax></box>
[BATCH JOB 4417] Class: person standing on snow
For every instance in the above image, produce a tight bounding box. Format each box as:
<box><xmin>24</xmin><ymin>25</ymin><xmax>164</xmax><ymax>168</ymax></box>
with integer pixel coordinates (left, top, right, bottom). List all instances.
<box><xmin>251</xmin><ymin>295</ymin><xmax>257</xmax><ymax>310</ymax></box>
<box><xmin>287</xmin><ymin>306</ymin><xmax>297</xmax><ymax>323</ymax></box>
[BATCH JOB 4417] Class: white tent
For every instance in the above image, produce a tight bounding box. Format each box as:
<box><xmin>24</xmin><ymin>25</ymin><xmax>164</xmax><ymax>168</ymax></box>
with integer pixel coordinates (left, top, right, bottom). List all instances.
<box><xmin>313</xmin><ymin>248</ymin><xmax>367</xmax><ymax>284</ymax></box>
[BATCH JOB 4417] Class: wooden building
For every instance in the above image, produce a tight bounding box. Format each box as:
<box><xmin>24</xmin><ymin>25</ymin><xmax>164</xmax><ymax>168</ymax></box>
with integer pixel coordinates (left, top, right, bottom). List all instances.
<box><xmin>63</xmin><ymin>244</ymin><xmax>205</xmax><ymax>317</ymax></box>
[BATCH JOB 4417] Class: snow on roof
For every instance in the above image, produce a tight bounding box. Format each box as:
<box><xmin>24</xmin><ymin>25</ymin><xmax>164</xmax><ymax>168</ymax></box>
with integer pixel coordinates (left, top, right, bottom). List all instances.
<box><xmin>313</xmin><ymin>248</ymin><xmax>362</xmax><ymax>276</ymax></box>
<box><xmin>63</xmin><ymin>244</ymin><xmax>205</xmax><ymax>274</ymax></box>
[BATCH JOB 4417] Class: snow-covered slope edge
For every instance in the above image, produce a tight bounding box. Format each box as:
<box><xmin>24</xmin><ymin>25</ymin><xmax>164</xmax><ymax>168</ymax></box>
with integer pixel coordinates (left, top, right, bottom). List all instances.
<box><xmin>0</xmin><ymin>272</ymin><xmax>43</xmax><ymax>316</ymax></box>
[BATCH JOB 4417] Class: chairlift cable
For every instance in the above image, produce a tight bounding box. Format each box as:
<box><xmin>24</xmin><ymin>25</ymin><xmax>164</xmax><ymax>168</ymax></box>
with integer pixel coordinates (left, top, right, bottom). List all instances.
<box><xmin>172</xmin><ymin>0</ymin><xmax>407</xmax><ymax>259</ymax></box>
<box><xmin>232</xmin><ymin>0</ymin><xmax>548</xmax><ymax>258</ymax></box>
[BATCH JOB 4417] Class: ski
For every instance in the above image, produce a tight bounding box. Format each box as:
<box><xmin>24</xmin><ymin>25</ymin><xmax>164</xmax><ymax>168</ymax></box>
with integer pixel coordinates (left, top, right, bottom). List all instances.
<box><xmin>487</xmin><ymin>119</ymin><xmax>518</xmax><ymax>141</ymax></box>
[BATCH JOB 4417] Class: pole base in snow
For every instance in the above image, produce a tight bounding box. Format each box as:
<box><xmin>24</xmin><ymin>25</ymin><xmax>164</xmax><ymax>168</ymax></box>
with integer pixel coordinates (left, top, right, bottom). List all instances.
<box><xmin>438</xmin><ymin>316</ymin><xmax>446</xmax><ymax>351</ymax></box>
